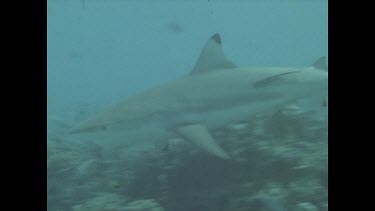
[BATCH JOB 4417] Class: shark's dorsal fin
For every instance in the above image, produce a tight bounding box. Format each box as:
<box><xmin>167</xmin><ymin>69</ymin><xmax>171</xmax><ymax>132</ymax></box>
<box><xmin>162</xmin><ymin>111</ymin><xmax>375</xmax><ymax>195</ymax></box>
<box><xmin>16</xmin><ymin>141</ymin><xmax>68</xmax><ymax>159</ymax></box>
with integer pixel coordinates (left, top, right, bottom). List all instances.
<box><xmin>190</xmin><ymin>33</ymin><xmax>237</xmax><ymax>75</ymax></box>
<box><xmin>312</xmin><ymin>56</ymin><xmax>328</xmax><ymax>71</ymax></box>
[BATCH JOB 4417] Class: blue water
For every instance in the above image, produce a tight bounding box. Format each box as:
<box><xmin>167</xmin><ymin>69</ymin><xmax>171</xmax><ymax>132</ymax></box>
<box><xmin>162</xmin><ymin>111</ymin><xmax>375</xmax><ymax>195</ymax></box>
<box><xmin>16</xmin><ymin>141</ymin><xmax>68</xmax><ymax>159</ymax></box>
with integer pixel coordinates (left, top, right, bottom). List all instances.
<box><xmin>48</xmin><ymin>0</ymin><xmax>327</xmax><ymax>115</ymax></box>
<box><xmin>47</xmin><ymin>1</ymin><xmax>327</xmax><ymax>211</ymax></box>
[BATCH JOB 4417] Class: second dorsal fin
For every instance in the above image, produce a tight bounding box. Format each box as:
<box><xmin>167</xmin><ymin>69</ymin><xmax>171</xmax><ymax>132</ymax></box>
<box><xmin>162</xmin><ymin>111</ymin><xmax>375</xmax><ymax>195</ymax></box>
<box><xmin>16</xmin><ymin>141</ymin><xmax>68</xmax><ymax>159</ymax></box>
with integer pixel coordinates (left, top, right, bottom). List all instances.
<box><xmin>190</xmin><ymin>33</ymin><xmax>237</xmax><ymax>75</ymax></box>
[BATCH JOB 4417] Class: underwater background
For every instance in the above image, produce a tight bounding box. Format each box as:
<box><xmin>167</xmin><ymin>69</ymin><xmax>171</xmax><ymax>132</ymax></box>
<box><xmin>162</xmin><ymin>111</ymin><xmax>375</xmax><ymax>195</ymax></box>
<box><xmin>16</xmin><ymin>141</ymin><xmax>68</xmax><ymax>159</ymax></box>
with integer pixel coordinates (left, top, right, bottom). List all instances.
<box><xmin>47</xmin><ymin>0</ymin><xmax>328</xmax><ymax>211</ymax></box>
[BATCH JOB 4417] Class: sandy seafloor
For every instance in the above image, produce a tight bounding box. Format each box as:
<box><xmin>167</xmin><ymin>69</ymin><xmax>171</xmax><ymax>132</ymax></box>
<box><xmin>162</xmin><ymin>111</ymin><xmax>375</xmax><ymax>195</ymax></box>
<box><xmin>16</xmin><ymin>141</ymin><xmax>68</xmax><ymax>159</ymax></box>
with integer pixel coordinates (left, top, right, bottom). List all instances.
<box><xmin>48</xmin><ymin>1</ymin><xmax>328</xmax><ymax>211</ymax></box>
<box><xmin>48</xmin><ymin>101</ymin><xmax>327</xmax><ymax>211</ymax></box>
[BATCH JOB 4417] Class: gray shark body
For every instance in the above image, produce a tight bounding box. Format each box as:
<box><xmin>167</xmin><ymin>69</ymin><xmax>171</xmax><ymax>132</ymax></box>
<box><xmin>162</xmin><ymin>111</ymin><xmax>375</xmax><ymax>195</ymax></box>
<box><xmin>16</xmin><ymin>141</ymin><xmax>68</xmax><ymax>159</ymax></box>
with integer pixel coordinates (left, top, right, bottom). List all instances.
<box><xmin>70</xmin><ymin>33</ymin><xmax>328</xmax><ymax>159</ymax></box>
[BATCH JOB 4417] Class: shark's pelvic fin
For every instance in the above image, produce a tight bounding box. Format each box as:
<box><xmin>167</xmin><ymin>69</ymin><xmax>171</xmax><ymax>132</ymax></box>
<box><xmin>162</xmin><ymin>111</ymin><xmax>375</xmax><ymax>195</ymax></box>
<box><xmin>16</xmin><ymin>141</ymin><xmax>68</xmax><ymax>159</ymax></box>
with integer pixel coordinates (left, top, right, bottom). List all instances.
<box><xmin>177</xmin><ymin>123</ymin><xmax>231</xmax><ymax>159</ymax></box>
<box><xmin>190</xmin><ymin>33</ymin><xmax>237</xmax><ymax>75</ymax></box>
<box><xmin>312</xmin><ymin>56</ymin><xmax>328</xmax><ymax>71</ymax></box>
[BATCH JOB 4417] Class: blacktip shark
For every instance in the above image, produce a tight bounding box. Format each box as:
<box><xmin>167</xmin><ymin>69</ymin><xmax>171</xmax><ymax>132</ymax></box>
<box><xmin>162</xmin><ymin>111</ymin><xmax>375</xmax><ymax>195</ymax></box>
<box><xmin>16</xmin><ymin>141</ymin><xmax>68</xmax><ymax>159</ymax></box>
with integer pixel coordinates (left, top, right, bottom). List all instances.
<box><xmin>70</xmin><ymin>33</ymin><xmax>328</xmax><ymax>159</ymax></box>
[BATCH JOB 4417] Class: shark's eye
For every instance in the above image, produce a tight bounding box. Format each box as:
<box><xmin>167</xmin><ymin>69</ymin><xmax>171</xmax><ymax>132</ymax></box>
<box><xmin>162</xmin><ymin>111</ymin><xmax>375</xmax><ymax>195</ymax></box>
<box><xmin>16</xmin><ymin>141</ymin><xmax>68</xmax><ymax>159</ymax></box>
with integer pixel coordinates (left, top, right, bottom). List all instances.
<box><xmin>253</xmin><ymin>71</ymin><xmax>301</xmax><ymax>88</ymax></box>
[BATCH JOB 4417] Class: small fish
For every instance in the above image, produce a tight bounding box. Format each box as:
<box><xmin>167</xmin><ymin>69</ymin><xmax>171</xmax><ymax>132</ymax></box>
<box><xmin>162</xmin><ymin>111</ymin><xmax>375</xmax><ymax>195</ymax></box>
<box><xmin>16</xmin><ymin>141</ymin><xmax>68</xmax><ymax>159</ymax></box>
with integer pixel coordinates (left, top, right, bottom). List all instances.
<box><xmin>167</xmin><ymin>23</ymin><xmax>183</xmax><ymax>33</ymax></box>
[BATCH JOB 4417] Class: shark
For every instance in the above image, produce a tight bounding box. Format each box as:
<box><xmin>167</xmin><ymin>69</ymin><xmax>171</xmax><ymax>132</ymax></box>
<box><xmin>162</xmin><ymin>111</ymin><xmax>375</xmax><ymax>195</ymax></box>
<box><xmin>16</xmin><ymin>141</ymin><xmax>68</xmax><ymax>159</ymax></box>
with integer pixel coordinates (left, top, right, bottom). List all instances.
<box><xmin>70</xmin><ymin>33</ymin><xmax>328</xmax><ymax>159</ymax></box>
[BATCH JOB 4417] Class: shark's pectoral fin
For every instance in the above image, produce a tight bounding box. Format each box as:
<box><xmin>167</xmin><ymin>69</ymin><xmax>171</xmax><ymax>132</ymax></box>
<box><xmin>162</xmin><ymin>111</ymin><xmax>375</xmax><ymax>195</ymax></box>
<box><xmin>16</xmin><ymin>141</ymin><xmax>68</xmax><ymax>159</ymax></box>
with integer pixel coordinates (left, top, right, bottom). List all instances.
<box><xmin>272</xmin><ymin>103</ymin><xmax>302</xmax><ymax>117</ymax></box>
<box><xmin>176</xmin><ymin>124</ymin><xmax>231</xmax><ymax>159</ymax></box>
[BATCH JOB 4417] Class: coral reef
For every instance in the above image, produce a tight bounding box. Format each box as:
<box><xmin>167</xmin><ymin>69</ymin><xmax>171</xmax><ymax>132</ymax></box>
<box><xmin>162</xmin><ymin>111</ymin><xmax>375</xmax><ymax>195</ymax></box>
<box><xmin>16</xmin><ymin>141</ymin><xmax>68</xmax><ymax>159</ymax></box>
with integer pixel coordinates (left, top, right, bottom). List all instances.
<box><xmin>48</xmin><ymin>105</ymin><xmax>327</xmax><ymax>211</ymax></box>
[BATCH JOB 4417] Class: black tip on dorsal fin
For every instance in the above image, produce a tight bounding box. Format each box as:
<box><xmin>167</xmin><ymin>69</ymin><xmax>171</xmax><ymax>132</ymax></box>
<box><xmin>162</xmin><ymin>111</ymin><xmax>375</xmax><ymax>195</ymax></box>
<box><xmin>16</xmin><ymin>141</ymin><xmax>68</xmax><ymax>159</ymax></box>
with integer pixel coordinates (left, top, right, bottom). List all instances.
<box><xmin>211</xmin><ymin>33</ymin><xmax>221</xmax><ymax>44</ymax></box>
<box><xmin>190</xmin><ymin>33</ymin><xmax>237</xmax><ymax>75</ymax></box>
<box><xmin>312</xmin><ymin>56</ymin><xmax>328</xmax><ymax>71</ymax></box>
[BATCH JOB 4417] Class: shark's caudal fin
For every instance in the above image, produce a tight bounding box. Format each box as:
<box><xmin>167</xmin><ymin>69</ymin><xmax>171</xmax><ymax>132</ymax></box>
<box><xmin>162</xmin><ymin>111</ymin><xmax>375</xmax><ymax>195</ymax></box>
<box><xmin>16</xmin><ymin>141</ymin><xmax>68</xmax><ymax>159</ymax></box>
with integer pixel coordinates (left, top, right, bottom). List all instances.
<box><xmin>312</xmin><ymin>56</ymin><xmax>328</xmax><ymax>71</ymax></box>
<box><xmin>190</xmin><ymin>33</ymin><xmax>237</xmax><ymax>75</ymax></box>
